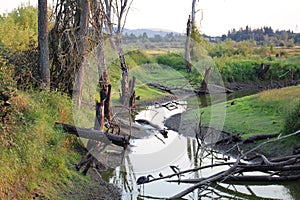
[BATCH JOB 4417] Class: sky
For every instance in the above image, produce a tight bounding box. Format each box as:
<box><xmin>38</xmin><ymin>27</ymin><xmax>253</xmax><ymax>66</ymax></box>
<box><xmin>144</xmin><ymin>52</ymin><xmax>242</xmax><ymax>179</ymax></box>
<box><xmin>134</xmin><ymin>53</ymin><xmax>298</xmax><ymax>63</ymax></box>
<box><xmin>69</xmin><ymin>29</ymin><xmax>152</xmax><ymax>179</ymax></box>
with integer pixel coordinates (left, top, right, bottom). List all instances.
<box><xmin>1</xmin><ymin>0</ymin><xmax>300</xmax><ymax>36</ymax></box>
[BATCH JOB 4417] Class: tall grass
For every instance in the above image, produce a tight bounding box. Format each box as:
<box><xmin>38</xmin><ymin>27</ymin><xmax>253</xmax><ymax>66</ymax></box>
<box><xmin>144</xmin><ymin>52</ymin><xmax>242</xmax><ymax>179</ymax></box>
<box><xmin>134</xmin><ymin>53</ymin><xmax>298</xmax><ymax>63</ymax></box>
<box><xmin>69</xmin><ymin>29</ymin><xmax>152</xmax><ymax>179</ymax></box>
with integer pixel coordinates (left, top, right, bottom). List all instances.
<box><xmin>0</xmin><ymin>90</ymin><xmax>80</xmax><ymax>199</ymax></box>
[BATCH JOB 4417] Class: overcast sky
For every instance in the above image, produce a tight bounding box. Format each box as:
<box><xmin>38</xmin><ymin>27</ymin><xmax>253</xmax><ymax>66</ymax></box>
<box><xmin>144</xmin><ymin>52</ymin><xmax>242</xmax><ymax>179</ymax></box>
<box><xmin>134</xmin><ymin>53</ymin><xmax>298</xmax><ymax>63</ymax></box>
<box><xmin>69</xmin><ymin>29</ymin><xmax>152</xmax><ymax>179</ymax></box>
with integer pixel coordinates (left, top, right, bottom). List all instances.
<box><xmin>1</xmin><ymin>0</ymin><xmax>300</xmax><ymax>36</ymax></box>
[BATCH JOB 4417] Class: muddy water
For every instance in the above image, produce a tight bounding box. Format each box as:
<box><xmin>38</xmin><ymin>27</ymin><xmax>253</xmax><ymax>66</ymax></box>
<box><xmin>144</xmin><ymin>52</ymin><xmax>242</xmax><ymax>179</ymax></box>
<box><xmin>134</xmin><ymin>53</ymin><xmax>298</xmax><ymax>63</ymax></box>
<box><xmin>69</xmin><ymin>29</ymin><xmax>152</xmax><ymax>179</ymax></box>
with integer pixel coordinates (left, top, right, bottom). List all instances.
<box><xmin>101</xmin><ymin>100</ymin><xmax>299</xmax><ymax>199</ymax></box>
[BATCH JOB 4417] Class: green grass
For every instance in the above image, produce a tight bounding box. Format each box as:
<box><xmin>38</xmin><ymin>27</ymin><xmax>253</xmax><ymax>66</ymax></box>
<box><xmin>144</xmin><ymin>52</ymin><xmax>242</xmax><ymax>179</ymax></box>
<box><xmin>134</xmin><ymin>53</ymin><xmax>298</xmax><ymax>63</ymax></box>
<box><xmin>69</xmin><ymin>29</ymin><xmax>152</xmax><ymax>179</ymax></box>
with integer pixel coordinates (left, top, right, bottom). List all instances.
<box><xmin>0</xmin><ymin>90</ymin><xmax>88</xmax><ymax>199</ymax></box>
<box><xmin>198</xmin><ymin>85</ymin><xmax>300</xmax><ymax>138</ymax></box>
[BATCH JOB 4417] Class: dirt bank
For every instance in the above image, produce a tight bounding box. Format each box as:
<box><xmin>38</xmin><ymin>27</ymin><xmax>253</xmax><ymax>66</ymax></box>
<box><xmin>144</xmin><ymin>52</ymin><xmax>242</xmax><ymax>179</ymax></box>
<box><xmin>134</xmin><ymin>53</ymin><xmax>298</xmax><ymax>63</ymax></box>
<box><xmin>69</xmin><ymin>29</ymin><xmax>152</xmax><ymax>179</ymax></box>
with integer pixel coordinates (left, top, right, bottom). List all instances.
<box><xmin>225</xmin><ymin>80</ymin><xmax>300</xmax><ymax>92</ymax></box>
<box><xmin>164</xmin><ymin>112</ymin><xmax>297</xmax><ymax>159</ymax></box>
<box><xmin>61</xmin><ymin>168</ymin><xmax>122</xmax><ymax>200</ymax></box>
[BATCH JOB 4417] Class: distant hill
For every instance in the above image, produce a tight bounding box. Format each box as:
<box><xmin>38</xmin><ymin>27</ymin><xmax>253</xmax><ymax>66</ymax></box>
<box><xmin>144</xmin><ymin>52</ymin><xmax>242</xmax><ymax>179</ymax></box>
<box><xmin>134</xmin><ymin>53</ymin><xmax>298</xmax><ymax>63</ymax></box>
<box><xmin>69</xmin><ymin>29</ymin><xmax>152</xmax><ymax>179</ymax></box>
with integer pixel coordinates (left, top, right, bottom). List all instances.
<box><xmin>123</xmin><ymin>28</ymin><xmax>183</xmax><ymax>38</ymax></box>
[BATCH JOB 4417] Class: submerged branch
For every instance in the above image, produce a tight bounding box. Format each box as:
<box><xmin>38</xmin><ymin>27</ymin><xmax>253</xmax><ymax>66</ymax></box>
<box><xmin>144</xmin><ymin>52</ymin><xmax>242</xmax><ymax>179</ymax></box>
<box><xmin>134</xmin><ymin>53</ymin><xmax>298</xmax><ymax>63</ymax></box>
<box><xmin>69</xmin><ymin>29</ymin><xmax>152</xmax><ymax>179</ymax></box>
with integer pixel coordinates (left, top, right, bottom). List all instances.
<box><xmin>168</xmin><ymin>130</ymin><xmax>300</xmax><ymax>199</ymax></box>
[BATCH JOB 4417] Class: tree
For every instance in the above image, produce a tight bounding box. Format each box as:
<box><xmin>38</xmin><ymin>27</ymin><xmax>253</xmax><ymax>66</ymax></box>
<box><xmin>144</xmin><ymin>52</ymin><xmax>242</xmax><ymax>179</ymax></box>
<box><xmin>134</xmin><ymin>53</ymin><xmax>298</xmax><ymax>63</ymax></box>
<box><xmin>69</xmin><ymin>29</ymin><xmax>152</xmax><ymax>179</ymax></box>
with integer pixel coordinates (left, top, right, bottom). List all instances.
<box><xmin>185</xmin><ymin>15</ymin><xmax>192</xmax><ymax>73</ymax></box>
<box><xmin>104</xmin><ymin>0</ymin><xmax>135</xmax><ymax>106</ymax></box>
<box><xmin>73</xmin><ymin>0</ymin><xmax>90</xmax><ymax>108</ymax></box>
<box><xmin>185</xmin><ymin>0</ymin><xmax>199</xmax><ymax>73</ymax></box>
<box><xmin>49</xmin><ymin>0</ymin><xmax>90</xmax><ymax>103</ymax></box>
<box><xmin>90</xmin><ymin>0</ymin><xmax>112</xmax><ymax>131</ymax></box>
<box><xmin>38</xmin><ymin>0</ymin><xmax>50</xmax><ymax>90</ymax></box>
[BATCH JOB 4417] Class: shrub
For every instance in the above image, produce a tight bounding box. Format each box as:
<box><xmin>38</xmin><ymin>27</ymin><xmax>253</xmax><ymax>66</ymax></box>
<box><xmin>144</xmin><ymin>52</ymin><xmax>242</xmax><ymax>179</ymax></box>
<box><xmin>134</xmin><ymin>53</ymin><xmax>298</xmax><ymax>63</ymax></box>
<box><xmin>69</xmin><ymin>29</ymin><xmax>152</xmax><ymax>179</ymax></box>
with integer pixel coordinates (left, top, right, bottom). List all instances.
<box><xmin>156</xmin><ymin>53</ymin><xmax>186</xmax><ymax>71</ymax></box>
<box><xmin>0</xmin><ymin>57</ymin><xmax>16</xmax><ymax>124</ymax></box>
<box><xmin>126</xmin><ymin>50</ymin><xmax>153</xmax><ymax>66</ymax></box>
<box><xmin>284</xmin><ymin>102</ymin><xmax>300</xmax><ymax>135</ymax></box>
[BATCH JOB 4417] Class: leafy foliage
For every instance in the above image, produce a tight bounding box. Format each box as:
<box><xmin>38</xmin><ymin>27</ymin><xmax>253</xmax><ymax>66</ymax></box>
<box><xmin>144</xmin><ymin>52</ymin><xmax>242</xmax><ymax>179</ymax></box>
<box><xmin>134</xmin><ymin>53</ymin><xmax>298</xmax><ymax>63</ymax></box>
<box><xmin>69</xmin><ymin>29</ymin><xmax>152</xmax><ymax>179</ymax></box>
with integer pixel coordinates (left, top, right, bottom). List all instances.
<box><xmin>284</xmin><ymin>102</ymin><xmax>300</xmax><ymax>135</ymax></box>
<box><xmin>214</xmin><ymin>56</ymin><xmax>300</xmax><ymax>83</ymax></box>
<box><xmin>0</xmin><ymin>57</ymin><xmax>16</xmax><ymax>124</ymax></box>
<box><xmin>0</xmin><ymin>4</ymin><xmax>38</xmax><ymax>51</ymax></box>
<box><xmin>156</xmin><ymin>53</ymin><xmax>186</xmax><ymax>71</ymax></box>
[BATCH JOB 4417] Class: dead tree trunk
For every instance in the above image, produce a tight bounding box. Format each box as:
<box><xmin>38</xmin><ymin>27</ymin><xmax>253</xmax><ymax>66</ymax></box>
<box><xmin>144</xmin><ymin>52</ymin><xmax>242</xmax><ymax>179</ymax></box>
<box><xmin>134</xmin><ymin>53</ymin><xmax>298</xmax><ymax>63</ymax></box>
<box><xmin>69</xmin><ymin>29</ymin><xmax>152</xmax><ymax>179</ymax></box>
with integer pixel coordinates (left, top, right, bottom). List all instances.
<box><xmin>191</xmin><ymin>0</ymin><xmax>197</xmax><ymax>28</ymax></box>
<box><xmin>38</xmin><ymin>0</ymin><xmax>50</xmax><ymax>90</ymax></box>
<box><xmin>185</xmin><ymin>15</ymin><xmax>192</xmax><ymax>73</ymax></box>
<box><xmin>119</xmin><ymin>53</ymin><xmax>129</xmax><ymax>105</ymax></box>
<box><xmin>200</xmin><ymin>67</ymin><xmax>211</xmax><ymax>92</ymax></box>
<box><xmin>103</xmin><ymin>0</ymin><xmax>116</xmax><ymax>49</ymax></box>
<box><xmin>90</xmin><ymin>0</ymin><xmax>112</xmax><ymax>130</ymax></box>
<box><xmin>128</xmin><ymin>76</ymin><xmax>136</xmax><ymax>108</ymax></box>
<box><xmin>73</xmin><ymin>0</ymin><xmax>90</xmax><ymax>109</ymax></box>
<box><xmin>111</xmin><ymin>0</ymin><xmax>134</xmax><ymax>106</ymax></box>
<box><xmin>185</xmin><ymin>0</ymin><xmax>198</xmax><ymax>73</ymax></box>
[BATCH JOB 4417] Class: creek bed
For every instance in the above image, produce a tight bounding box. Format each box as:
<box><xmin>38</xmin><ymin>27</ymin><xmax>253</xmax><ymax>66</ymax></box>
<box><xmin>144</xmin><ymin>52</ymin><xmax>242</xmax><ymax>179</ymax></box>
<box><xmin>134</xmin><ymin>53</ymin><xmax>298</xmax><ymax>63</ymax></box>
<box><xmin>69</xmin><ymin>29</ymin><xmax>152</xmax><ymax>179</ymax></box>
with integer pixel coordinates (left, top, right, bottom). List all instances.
<box><xmin>100</xmin><ymin>99</ymin><xmax>299</xmax><ymax>199</ymax></box>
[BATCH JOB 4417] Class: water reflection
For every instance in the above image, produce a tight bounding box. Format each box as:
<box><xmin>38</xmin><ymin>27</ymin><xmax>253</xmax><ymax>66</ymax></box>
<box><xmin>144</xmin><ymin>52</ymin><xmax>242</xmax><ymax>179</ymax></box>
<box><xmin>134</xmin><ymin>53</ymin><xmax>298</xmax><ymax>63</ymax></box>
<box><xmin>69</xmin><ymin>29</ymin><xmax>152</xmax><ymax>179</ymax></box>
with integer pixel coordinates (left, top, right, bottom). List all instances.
<box><xmin>100</xmin><ymin>101</ymin><xmax>298</xmax><ymax>200</ymax></box>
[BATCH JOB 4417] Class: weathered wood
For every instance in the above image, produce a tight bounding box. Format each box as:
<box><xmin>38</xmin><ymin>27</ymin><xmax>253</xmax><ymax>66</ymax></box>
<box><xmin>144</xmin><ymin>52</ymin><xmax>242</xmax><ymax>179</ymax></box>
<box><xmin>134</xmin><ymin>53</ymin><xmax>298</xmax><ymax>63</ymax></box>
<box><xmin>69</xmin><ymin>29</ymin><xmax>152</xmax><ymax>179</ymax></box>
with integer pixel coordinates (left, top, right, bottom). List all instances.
<box><xmin>129</xmin><ymin>76</ymin><xmax>136</xmax><ymax>108</ymax></box>
<box><xmin>195</xmin><ymin>84</ymin><xmax>234</xmax><ymax>94</ymax></box>
<box><xmin>146</xmin><ymin>82</ymin><xmax>174</xmax><ymax>94</ymax></box>
<box><xmin>94</xmin><ymin>101</ymin><xmax>104</xmax><ymax>131</ymax></box>
<box><xmin>243</xmin><ymin>133</ymin><xmax>280</xmax><ymax>143</ymax></box>
<box><xmin>55</xmin><ymin>122</ymin><xmax>130</xmax><ymax>149</ymax></box>
<box><xmin>168</xmin><ymin>174</ymin><xmax>300</xmax><ymax>184</ymax></box>
<box><xmin>169</xmin><ymin>130</ymin><xmax>300</xmax><ymax>199</ymax></box>
<box><xmin>185</xmin><ymin>15</ymin><xmax>192</xmax><ymax>73</ymax></box>
<box><xmin>135</xmin><ymin>119</ymin><xmax>168</xmax><ymax>137</ymax></box>
<box><xmin>215</xmin><ymin>134</ymin><xmax>242</xmax><ymax>145</ymax></box>
<box><xmin>169</xmin><ymin>157</ymin><xmax>242</xmax><ymax>199</ymax></box>
<box><xmin>200</xmin><ymin>67</ymin><xmax>211</xmax><ymax>92</ymax></box>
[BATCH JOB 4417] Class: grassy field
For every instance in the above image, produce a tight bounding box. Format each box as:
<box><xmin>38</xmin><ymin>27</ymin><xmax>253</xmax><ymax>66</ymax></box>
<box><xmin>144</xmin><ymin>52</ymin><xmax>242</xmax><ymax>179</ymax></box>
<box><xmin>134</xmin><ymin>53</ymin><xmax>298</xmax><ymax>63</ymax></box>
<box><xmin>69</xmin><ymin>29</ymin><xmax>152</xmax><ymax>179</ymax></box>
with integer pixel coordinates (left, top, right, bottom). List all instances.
<box><xmin>199</xmin><ymin>85</ymin><xmax>300</xmax><ymax>138</ymax></box>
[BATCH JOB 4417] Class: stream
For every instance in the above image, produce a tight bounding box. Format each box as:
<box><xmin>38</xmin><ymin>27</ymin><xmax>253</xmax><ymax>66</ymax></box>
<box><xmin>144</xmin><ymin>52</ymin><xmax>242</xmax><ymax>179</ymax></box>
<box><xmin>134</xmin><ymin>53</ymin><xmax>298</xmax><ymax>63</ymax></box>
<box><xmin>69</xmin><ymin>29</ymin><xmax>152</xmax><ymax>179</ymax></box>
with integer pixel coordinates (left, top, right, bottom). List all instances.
<box><xmin>100</xmin><ymin>96</ymin><xmax>299</xmax><ymax>199</ymax></box>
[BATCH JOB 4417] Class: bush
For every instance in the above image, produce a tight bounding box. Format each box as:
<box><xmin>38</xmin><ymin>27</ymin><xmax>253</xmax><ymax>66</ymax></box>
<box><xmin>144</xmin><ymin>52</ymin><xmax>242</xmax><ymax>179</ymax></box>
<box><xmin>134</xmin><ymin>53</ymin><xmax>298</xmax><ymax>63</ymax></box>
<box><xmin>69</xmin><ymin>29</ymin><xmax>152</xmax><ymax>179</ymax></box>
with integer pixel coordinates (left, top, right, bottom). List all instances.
<box><xmin>126</xmin><ymin>50</ymin><xmax>153</xmax><ymax>66</ymax></box>
<box><xmin>0</xmin><ymin>57</ymin><xmax>16</xmax><ymax>124</ymax></box>
<box><xmin>284</xmin><ymin>102</ymin><xmax>300</xmax><ymax>135</ymax></box>
<box><xmin>0</xmin><ymin>5</ymin><xmax>38</xmax><ymax>51</ymax></box>
<box><xmin>156</xmin><ymin>53</ymin><xmax>186</xmax><ymax>71</ymax></box>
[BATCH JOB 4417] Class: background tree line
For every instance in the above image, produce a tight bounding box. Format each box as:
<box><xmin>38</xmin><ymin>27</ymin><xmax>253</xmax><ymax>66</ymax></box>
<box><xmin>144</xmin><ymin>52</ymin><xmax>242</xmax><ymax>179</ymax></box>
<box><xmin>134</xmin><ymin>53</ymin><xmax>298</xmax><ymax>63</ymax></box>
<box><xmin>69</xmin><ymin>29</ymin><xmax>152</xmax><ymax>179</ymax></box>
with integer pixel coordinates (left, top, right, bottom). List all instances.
<box><xmin>218</xmin><ymin>25</ymin><xmax>300</xmax><ymax>47</ymax></box>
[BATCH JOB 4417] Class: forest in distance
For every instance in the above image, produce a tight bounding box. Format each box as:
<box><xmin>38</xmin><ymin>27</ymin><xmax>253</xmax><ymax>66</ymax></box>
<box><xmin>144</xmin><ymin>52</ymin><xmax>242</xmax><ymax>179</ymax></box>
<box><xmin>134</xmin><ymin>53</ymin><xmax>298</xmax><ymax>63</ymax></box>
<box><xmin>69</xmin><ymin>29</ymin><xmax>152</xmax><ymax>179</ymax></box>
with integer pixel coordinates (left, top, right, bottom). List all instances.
<box><xmin>122</xmin><ymin>25</ymin><xmax>300</xmax><ymax>46</ymax></box>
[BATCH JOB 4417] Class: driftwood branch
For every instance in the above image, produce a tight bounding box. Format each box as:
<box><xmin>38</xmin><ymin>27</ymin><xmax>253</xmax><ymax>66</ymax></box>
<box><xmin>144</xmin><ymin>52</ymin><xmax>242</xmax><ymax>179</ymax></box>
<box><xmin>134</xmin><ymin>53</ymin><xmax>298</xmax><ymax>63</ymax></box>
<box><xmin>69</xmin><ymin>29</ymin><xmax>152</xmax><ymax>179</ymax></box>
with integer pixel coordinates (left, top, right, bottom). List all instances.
<box><xmin>169</xmin><ymin>156</ymin><xmax>242</xmax><ymax>199</ymax></box>
<box><xmin>243</xmin><ymin>133</ymin><xmax>280</xmax><ymax>143</ymax></box>
<box><xmin>144</xmin><ymin>162</ymin><xmax>238</xmax><ymax>184</ymax></box>
<box><xmin>168</xmin><ymin>130</ymin><xmax>300</xmax><ymax>199</ymax></box>
<box><xmin>146</xmin><ymin>82</ymin><xmax>174</xmax><ymax>94</ymax></box>
<box><xmin>169</xmin><ymin>174</ymin><xmax>300</xmax><ymax>184</ymax></box>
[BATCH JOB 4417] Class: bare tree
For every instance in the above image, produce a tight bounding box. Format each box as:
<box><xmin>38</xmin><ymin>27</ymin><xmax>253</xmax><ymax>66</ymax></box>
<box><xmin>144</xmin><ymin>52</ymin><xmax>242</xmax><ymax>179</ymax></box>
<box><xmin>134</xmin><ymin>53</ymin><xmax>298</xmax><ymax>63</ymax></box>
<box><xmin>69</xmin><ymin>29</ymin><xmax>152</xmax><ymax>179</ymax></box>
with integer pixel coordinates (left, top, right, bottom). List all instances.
<box><xmin>90</xmin><ymin>0</ymin><xmax>112</xmax><ymax>130</ymax></box>
<box><xmin>73</xmin><ymin>0</ymin><xmax>91</xmax><ymax>108</ymax></box>
<box><xmin>185</xmin><ymin>15</ymin><xmax>192</xmax><ymax>73</ymax></box>
<box><xmin>104</xmin><ymin>0</ymin><xmax>134</xmax><ymax>106</ymax></box>
<box><xmin>38</xmin><ymin>0</ymin><xmax>50</xmax><ymax>90</ymax></box>
<box><xmin>185</xmin><ymin>0</ymin><xmax>199</xmax><ymax>73</ymax></box>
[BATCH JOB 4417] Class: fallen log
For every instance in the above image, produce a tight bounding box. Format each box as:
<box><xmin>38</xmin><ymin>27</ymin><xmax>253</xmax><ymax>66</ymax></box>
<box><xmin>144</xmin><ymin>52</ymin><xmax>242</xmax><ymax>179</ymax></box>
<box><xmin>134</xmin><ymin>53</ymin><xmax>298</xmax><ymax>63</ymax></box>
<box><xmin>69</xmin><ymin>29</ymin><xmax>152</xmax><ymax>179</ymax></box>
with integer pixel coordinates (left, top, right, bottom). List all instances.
<box><xmin>146</xmin><ymin>82</ymin><xmax>174</xmax><ymax>94</ymax></box>
<box><xmin>215</xmin><ymin>134</ymin><xmax>242</xmax><ymax>145</ymax></box>
<box><xmin>168</xmin><ymin>174</ymin><xmax>300</xmax><ymax>184</ymax></box>
<box><xmin>55</xmin><ymin>122</ymin><xmax>130</xmax><ymax>149</ymax></box>
<box><xmin>243</xmin><ymin>133</ymin><xmax>280</xmax><ymax>143</ymax></box>
<box><xmin>195</xmin><ymin>84</ymin><xmax>234</xmax><ymax>94</ymax></box>
<box><xmin>135</xmin><ymin>119</ymin><xmax>168</xmax><ymax>137</ymax></box>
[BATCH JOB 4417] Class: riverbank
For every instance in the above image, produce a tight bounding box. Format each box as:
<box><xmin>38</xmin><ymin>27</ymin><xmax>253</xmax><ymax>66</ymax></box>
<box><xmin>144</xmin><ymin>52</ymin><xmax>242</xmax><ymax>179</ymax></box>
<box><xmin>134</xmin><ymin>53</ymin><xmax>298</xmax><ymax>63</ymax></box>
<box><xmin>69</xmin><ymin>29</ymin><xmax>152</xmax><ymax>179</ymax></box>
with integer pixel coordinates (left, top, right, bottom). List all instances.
<box><xmin>165</xmin><ymin>85</ymin><xmax>300</xmax><ymax>158</ymax></box>
<box><xmin>0</xmin><ymin>90</ymin><xmax>122</xmax><ymax>199</ymax></box>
